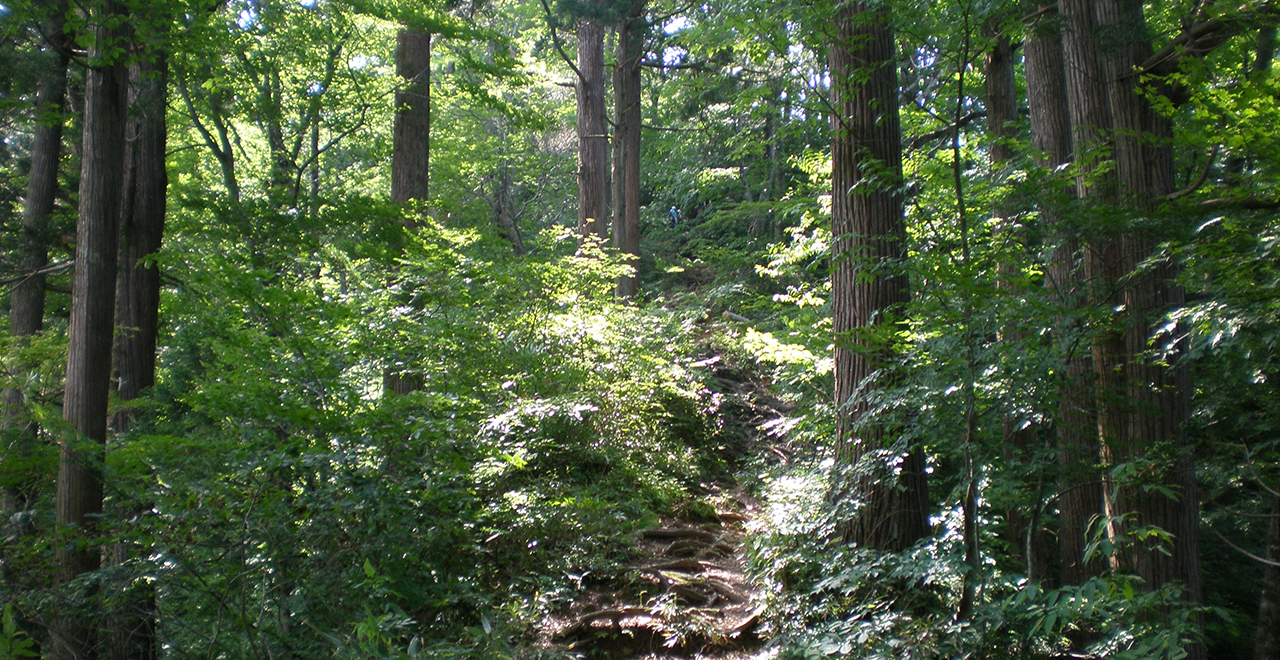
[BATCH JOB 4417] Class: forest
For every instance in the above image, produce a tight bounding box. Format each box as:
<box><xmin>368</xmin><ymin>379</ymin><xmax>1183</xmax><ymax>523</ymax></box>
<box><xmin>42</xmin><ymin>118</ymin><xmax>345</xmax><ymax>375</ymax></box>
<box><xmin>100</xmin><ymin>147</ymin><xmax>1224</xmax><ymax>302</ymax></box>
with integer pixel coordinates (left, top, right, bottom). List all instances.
<box><xmin>1</xmin><ymin>0</ymin><xmax>1278</xmax><ymax>658</ymax></box>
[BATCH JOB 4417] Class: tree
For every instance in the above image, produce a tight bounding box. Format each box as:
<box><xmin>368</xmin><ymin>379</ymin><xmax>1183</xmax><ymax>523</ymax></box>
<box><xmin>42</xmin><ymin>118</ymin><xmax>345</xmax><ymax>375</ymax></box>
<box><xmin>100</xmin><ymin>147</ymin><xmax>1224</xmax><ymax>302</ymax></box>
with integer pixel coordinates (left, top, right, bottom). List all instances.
<box><xmin>114</xmin><ymin>44</ymin><xmax>169</xmax><ymax>431</ymax></box>
<box><xmin>829</xmin><ymin>1</ymin><xmax>928</xmax><ymax>551</ymax></box>
<box><xmin>108</xmin><ymin>28</ymin><xmax>170</xmax><ymax>660</ymax></box>
<box><xmin>3</xmin><ymin>2</ymin><xmax>69</xmax><ymax>509</ymax></box>
<box><xmin>1094</xmin><ymin>0</ymin><xmax>1203</xmax><ymax>648</ymax></box>
<box><xmin>1022</xmin><ymin>1</ymin><xmax>1104</xmax><ymax>587</ymax></box>
<box><xmin>575</xmin><ymin>7</ymin><xmax>608</xmax><ymax>241</ymax></box>
<box><xmin>53</xmin><ymin>1</ymin><xmax>130</xmax><ymax>658</ymax></box>
<box><xmin>612</xmin><ymin>0</ymin><xmax>643</xmax><ymax>296</ymax></box>
<box><xmin>392</xmin><ymin>28</ymin><xmax>431</xmax><ymax>215</ymax></box>
<box><xmin>385</xmin><ymin>26</ymin><xmax>432</xmax><ymax>396</ymax></box>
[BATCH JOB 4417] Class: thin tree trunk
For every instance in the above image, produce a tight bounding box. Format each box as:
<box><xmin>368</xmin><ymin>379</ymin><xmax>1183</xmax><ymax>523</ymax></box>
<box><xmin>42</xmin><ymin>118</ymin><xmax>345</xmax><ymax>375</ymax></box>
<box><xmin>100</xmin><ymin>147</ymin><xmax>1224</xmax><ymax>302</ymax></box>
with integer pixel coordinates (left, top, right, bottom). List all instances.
<box><xmin>310</xmin><ymin>115</ymin><xmax>320</xmax><ymax>210</ymax></box>
<box><xmin>576</xmin><ymin>17</ymin><xmax>609</xmax><ymax>242</ymax></box>
<box><xmin>495</xmin><ymin>158</ymin><xmax>525</xmax><ymax>256</ymax></box>
<box><xmin>53</xmin><ymin>2</ymin><xmax>130</xmax><ymax>658</ymax></box>
<box><xmin>1256</xmin><ymin>496</ymin><xmax>1280</xmax><ymax>660</ymax></box>
<box><xmin>829</xmin><ymin>1</ymin><xmax>928</xmax><ymax>552</ymax></box>
<box><xmin>3</xmin><ymin>7</ymin><xmax>69</xmax><ymax>512</ymax></box>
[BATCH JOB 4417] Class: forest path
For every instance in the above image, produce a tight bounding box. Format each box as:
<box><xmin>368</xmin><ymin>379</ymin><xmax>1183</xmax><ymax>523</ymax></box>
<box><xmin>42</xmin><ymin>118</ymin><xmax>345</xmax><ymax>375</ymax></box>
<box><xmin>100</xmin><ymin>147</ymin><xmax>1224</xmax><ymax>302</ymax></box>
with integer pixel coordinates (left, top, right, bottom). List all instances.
<box><xmin>538</xmin><ymin>349</ymin><xmax>791</xmax><ymax>659</ymax></box>
<box><xmin>546</xmin><ymin>488</ymin><xmax>771</xmax><ymax>660</ymax></box>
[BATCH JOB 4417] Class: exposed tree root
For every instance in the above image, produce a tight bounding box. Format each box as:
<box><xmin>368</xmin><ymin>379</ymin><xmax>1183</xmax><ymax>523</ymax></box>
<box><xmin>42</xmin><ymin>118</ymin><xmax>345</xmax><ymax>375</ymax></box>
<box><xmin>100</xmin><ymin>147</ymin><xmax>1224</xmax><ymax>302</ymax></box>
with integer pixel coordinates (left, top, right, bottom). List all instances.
<box><xmin>549</xmin><ymin>491</ymin><xmax>764</xmax><ymax>658</ymax></box>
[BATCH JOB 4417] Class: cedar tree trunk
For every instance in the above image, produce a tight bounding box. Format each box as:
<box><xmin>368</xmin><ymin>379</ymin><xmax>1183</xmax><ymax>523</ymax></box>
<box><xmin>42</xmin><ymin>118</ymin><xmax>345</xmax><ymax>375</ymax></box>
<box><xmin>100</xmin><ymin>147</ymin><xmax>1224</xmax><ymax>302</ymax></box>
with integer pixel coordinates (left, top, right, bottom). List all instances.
<box><xmin>576</xmin><ymin>17</ymin><xmax>609</xmax><ymax>242</ymax></box>
<box><xmin>829</xmin><ymin>1</ymin><xmax>929</xmax><ymax>552</ymax></box>
<box><xmin>612</xmin><ymin>0</ymin><xmax>643</xmax><ymax>296</ymax></box>
<box><xmin>3</xmin><ymin>8</ymin><xmax>69</xmax><ymax>510</ymax></box>
<box><xmin>52</xmin><ymin>2</ymin><xmax>129</xmax><ymax>658</ymax></box>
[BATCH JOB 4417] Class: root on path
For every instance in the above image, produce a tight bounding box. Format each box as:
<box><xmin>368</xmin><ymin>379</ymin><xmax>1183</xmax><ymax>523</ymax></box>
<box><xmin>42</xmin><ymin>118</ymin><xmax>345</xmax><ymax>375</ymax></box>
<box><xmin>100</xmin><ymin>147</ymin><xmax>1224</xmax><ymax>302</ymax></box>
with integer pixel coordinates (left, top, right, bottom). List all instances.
<box><xmin>548</xmin><ymin>494</ymin><xmax>765</xmax><ymax>659</ymax></box>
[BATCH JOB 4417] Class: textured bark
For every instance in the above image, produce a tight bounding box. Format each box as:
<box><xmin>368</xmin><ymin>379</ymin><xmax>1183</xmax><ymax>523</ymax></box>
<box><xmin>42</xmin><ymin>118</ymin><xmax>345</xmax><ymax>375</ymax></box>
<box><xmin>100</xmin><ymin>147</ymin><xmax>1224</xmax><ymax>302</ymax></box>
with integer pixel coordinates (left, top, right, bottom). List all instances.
<box><xmin>985</xmin><ymin>18</ymin><xmax>1046</xmax><ymax>579</ymax></box>
<box><xmin>53</xmin><ymin>3</ymin><xmax>130</xmax><ymax>658</ymax></box>
<box><xmin>1057</xmin><ymin>0</ymin><xmax>1119</xmax><ymax>588</ymax></box>
<box><xmin>576</xmin><ymin>17</ymin><xmax>609</xmax><ymax>241</ymax></box>
<box><xmin>829</xmin><ymin>2</ymin><xmax>929</xmax><ymax>552</ymax></box>
<box><xmin>612</xmin><ymin>0</ymin><xmax>643</xmax><ymax>297</ymax></box>
<box><xmin>386</xmin><ymin>27</ymin><xmax>431</xmax><ymax>396</ymax></box>
<box><xmin>392</xmin><ymin>29</ymin><xmax>431</xmax><ymax>212</ymax></box>
<box><xmin>114</xmin><ymin>51</ymin><xmax>169</xmax><ymax>427</ymax></box>
<box><xmin>106</xmin><ymin>49</ymin><xmax>167</xmax><ymax>660</ymax></box>
<box><xmin>984</xmin><ymin>31</ymin><xmax>1018</xmax><ymax>166</ymax></box>
<box><xmin>1256</xmin><ymin>496</ymin><xmax>1280</xmax><ymax>660</ymax></box>
<box><xmin>1024</xmin><ymin>2</ymin><xmax>1104</xmax><ymax>587</ymax></box>
<box><xmin>3</xmin><ymin>8</ymin><xmax>69</xmax><ymax>506</ymax></box>
<box><xmin>1094</xmin><ymin>4</ymin><xmax>1202</xmax><ymax>653</ymax></box>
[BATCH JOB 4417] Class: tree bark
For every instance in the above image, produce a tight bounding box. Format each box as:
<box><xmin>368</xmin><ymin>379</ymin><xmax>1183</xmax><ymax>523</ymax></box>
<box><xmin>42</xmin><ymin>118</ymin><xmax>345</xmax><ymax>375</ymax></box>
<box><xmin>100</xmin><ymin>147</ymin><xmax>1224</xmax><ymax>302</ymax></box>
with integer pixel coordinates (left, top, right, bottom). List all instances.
<box><xmin>392</xmin><ymin>28</ymin><xmax>431</xmax><ymax>212</ymax></box>
<box><xmin>1094</xmin><ymin>4</ymin><xmax>1203</xmax><ymax>654</ymax></box>
<box><xmin>1024</xmin><ymin>1</ymin><xmax>1104</xmax><ymax>587</ymax></box>
<box><xmin>1057</xmin><ymin>0</ymin><xmax>1118</xmax><ymax>588</ymax></box>
<box><xmin>106</xmin><ymin>47</ymin><xmax>168</xmax><ymax>660</ymax></box>
<box><xmin>114</xmin><ymin>51</ymin><xmax>169</xmax><ymax>429</ymax></box>
<box><xmin>612</xmin><ymin>0</ymin><xmax>643</xmax><ymax>297</ymax></box>
<box><xmin>829</xmin><ymin>1</ymin><xmax>929</xmax><ymax>552</ymax></box>
<box><xmin>576</xmin><ymin>17</ymin><xmax>609</xmax><ymax>242</ymax></box>
<box><xmin>3</xmin><ymin>6</ymin><xmax>69</xmax><ymax>510</ymax></box>
<box><xmin>386</xmin><ymin>27</ymin><xmax>431</xmax><ymax>397</ymax></box>
<box><xmin>53</xmin><ymin>2</ymin><xmax>130</xmax><ymax>658</ymax></box>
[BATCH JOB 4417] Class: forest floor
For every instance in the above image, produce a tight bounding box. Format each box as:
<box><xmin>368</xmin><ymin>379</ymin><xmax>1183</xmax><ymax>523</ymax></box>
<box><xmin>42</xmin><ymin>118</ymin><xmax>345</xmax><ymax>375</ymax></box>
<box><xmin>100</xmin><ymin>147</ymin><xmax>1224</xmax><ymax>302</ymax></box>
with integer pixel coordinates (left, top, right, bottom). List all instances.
<box><xmin>538</xmin><ymin>354</ymin><xmax>788</xmax><ymax>660</ymax></box>
<box><xmin>542</xmin><ymin>489</ymin><xmax>770</xmax><ymax>660</ymax></box>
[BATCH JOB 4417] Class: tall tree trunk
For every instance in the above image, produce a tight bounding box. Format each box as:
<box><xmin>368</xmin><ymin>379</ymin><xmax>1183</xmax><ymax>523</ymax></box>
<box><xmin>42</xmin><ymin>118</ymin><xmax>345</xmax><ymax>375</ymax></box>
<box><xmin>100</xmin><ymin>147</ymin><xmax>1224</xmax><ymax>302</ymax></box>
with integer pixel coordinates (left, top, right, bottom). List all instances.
<box><xmin>3</xmin><ymin>7</ymin><xmax>69</xmax><ymax>512</ymax></box>
<box><xmin>1058</xmin><ymin>0</ymin><xmax>1118</xmax><ymax>587</ymax></box>
<box><xmin>985</xmin><ymin>18</ymin><xmax>1046</xmax><ymax>580</ymax></box>
<box><xmin>114</xmin><ymin>51</ymin><xmax>168</xmax><ymax>429</ymax></box>
<box><xmin>107</xmin><ymin>48</ymin><xmax>168</xmax><ymax>660</ymax></box>
<box><xmin>576</xmin><ymin>17</ymin><xmax>609</xmax><ymax>242</ymax></box>
<box><xmin>1094</xmin><ymin>3</ymin><xmax>1203</xmax><ymax>654</ymax></box>
<box><xmin>1023</xmin><ymin>1</ymin><xmax>1101</xmax><ymax>587</ymax></box>
<box><xmin>829</xmin><ymin>1</ymin><xmax>929</xmax><ymax>552</ymax></box>
<box><xmin>53</xmin><ymin>2</ymin><xmax>130</xmax><ymax>658</ymax></box>
<box><xmin>385</xmin><ymin>27</ymin><xmax>431</xmax><ymax>397</ymax></box>
<box><xmin>612</xmin><ymin>0</ymin><xmax>643</xmax><ymax>297</ymax></box>
<box><xmin>392</xmin><ymin>28</ymin><xmax>431</xmax><ymax>213</ymax></box>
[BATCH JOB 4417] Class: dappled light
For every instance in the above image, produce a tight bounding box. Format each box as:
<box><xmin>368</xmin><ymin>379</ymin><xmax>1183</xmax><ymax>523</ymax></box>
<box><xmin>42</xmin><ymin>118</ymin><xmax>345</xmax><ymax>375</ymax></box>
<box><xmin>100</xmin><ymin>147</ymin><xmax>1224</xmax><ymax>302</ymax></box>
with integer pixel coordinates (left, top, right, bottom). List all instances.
<box><xmin>0</xmin><ymin>0</ymin><xmax>1277</xmax><ymax>659</ymax></box>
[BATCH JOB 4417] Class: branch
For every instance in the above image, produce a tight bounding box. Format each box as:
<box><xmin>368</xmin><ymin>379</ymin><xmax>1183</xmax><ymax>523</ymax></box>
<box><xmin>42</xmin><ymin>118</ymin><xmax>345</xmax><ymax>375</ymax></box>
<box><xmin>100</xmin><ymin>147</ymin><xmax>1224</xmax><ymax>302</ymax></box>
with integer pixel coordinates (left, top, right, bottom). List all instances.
<box><xmin>906</xmin><ymin>111</ymin><xmax>985</xmax><ymax>151</ymax></box>
<box><xmin>1208</xmin><ymin>525</ymin><xmax>1280</xmax><ymax>567</ymax></box>
<box><xmin>1019</xmin><ymin>2</ymin><xmax>1058</xmax><ymax>25</ymax></box>
<box><xmin>1142</xmin><ymin>2</ymin><xmax>1280</xmax><ymax>77</ymax></box>
<box><xmin>638</xmin><ymin>58</ymin><xmax>704</xmax><ymax>71</ymax></box>
<box><xmin>1196</xmin><ymin>195</ymin><xmax>1280</xmax><ymax>210</ymax></box>
<box><xmin>2</xmin><ymin>261</ymin><xmax>73</xmax><ymax>287</ymax></box>
<box><xmin>1165</xmin><ymin>145</ymin><xmax>1219</xmax><ymax>200</ymax></box>
<box><xmin>539</xmin><ymin>0</ymin><xmax>587</xmax><ymax>86</ymax></box>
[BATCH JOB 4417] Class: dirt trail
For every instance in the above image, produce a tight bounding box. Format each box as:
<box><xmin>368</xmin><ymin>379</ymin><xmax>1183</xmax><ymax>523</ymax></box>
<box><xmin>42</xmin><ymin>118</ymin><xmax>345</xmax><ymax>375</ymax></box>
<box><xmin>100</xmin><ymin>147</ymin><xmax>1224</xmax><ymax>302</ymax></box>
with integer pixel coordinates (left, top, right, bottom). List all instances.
<box><xmin>547</xmin><ymin>490</ymin><xmax>770</xmax><ymax>659</ymax></box>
